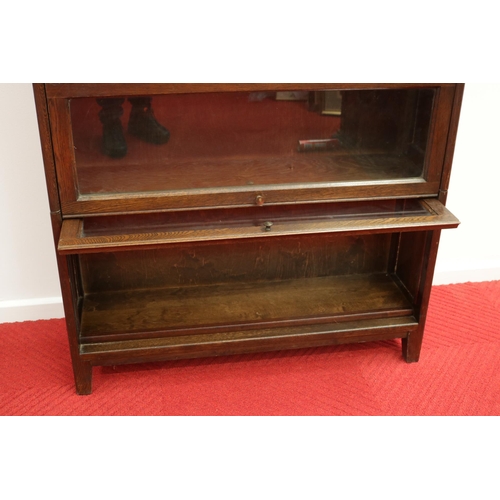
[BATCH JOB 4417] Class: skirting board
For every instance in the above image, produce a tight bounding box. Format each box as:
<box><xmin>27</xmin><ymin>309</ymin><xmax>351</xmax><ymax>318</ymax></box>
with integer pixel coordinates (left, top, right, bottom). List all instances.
<box><xmin>433</xmin><ymin>260</ymin><xmax>500</xmax><ymax>286</ymax></box>
<box><xmin>0</xmin><ymin>297</ymin><xmax>64</xmax><ymax>324</ymax></box>
<box><xmin>1</xmin><ymin>263</ymin><xmax>499</xmax><ymax>323</ymax></box>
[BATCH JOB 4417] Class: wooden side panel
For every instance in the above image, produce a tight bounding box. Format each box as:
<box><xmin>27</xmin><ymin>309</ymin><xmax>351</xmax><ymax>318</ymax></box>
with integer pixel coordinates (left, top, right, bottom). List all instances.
<box><xmin>395</xmin><ymin>231</ymin><xmax>427</xmax><ymax>302</ymax></box>
<box><xmin>47</xmin><ymin>98</ymin><xmax>80</xmax><ymax>206</ymax></box>
<box><xmin>33</xmin><ymin>84</ymin><xmax>61</xmax><ymax>213</ymax></box>
<box><xmin>439</xmin><ymin>83</ymin><xmax>465</xmax><ymax>203</ymax></box>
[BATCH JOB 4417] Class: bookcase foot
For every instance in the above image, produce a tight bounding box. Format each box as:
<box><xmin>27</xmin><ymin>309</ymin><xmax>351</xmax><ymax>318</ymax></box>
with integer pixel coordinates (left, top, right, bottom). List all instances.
<box><xmin>402</xmin><ymin>331</ymin><xmax>423</xmax><ymax>363</ymax></box>
<box><xmin>73</xmin><ymin>362</ymin><xmax>93</xmax><ymax>395</ymax></box>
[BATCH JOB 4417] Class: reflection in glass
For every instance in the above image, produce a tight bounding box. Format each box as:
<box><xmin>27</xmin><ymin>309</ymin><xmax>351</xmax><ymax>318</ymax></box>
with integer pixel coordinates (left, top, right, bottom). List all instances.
<box><xmin>97</xmin><ymin>97</ymin><xmax>170</xmax><ymax>158</ymax></box>
<box><xmin>70</xmin><ymin>89</ymin><xmax>435</xmax><ymax>196</ymax></box>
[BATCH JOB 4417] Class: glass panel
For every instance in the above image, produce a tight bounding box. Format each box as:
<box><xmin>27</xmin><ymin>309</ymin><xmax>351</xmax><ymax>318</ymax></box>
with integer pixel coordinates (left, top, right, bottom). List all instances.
<box><xmin>70</xmin><ymin>88</ymin><xmax>435</xmax><ymax>196</ymax></box>
<box><xmin>81</xmin><ymin>199</ymin><xmax>431</xmax><ymax>237</ymax></box>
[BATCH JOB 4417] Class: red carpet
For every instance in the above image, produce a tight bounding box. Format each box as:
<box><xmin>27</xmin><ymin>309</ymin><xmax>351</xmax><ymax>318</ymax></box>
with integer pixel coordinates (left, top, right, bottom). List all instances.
<box><xmin>1</xmin><ymin>280</ymin><xmax>499</xmax><ymax>416</ymax></box>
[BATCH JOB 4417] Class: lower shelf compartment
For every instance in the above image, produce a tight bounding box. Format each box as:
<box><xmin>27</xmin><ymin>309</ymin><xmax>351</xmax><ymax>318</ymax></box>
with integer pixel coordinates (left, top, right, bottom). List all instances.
<box><xmin>80</xmin><ymin>273</ymin><xmax>413</xmax><ymax>343</ymax></box>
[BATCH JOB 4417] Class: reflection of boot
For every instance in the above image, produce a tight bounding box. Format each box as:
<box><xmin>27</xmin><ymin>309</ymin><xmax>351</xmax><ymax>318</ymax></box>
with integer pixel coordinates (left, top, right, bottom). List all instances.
<box><xmin>97</xmin><ymin>98</ymin><xmax>127</xmax><ymax>158</ymax></box>
<box><xmin>128</xmin><ymin>97</ymin><xmax>170</xmax><ymax>145</ymax></box>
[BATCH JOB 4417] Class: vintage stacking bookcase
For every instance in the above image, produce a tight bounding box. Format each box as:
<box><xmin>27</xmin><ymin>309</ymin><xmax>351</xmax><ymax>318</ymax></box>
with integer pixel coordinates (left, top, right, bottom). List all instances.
<box><xmin>34</xmin><ymin>84</ymin><xmax>463</xmax><ymax>394</ymax></box>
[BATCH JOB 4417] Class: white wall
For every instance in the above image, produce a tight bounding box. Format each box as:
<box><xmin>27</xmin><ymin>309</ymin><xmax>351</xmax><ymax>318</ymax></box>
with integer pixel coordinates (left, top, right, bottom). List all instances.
<box><xmin>0</xmin><ymin>83</ymin><xmax>499</xmax><ymax>323</ymax></box>
<box><xmin>0</xmin><ymin>84</ymin><xmax>63</xmax><ymax>322</ymax></box>
<box><xmin>434</xmin><ymin>84</ymin><xmax>500</xmax><ymax>284</ymax></box>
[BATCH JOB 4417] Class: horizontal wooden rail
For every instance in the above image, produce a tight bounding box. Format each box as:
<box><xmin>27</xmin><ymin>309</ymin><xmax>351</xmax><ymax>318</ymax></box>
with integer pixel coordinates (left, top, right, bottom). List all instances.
<box><xmin>58</xmin><ymin>198</ymin><xmax>459</xmax><ymax>254</ymax></box>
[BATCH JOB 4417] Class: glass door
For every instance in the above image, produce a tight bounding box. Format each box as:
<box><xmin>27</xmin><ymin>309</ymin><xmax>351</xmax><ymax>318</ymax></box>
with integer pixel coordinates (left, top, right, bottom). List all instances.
<box><xmin>46</xmin><ymin>84</ymin><xmax>458</xmax><ymax>215</ymax></box>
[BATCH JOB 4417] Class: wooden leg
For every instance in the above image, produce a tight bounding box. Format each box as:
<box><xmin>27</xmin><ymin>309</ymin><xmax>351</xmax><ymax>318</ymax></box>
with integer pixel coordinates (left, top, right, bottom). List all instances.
<box><xmin>73</xmin><ymin>361</ymin><xmax>93</xmax><ymax>395</ymax></box>
<box><xmin>402</xmin><ymin>230</ymin><xmax>442</xmax><ymax>364</ymax></box>
<box><xmin>53</xmin><ymin>253</ymin><xmax>93</xmax><ymax>394</ymax></box>
<box><xmin>402</xmin><ymin>329</ymin><xmax>423</xmax><ymax>363</ymax></box>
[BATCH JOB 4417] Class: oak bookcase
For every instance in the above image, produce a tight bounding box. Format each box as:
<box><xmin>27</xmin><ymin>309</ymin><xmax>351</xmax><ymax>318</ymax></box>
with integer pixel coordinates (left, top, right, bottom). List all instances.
<box><xmin>34</xmin><ymin>84</ymin><xmax>463</xmax><ymax>394</ymax></box>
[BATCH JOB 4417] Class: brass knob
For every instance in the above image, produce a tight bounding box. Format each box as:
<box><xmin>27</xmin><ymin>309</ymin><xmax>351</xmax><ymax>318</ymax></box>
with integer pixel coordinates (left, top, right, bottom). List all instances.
<box><xmin>255</xmin><ymin>195</ymin><xmax>264</xmax><ymax>206</ymax></box>
<box><xmin>264</xmin><ymin>221</ymin><xmax>273</xmax><ymax>231</ymax></box>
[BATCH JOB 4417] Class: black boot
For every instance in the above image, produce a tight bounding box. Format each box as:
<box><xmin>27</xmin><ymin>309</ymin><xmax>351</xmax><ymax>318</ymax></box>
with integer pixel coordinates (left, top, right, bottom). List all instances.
<box><xmin>128</xmin><ymin>97</ymin><xmax>170</xmax><ymax>145</ymax></box>
<box><xmin>97</xmin><ymin>98</ymin><xmax>127</xmax><ymax>158</ymax></box>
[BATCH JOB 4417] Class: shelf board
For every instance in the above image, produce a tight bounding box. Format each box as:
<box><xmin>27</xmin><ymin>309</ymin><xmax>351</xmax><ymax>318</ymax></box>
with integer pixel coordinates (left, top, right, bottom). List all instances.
<box><xmin>80</xmin><ymin>273</ymin><xmax>413</xmax><ymax>343</ymax></box>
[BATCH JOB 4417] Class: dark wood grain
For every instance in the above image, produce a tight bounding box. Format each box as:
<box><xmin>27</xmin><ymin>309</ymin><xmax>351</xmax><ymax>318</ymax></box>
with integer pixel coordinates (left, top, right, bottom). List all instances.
<box><xmin>79</xmin><ymin>273</ymin><xmax>413</xmax><ymax>342</ymax></box>
<box><xmin>78</xmin><ymin>232</ymin><xmax>392</xmax><ymax>292</ymax></box>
